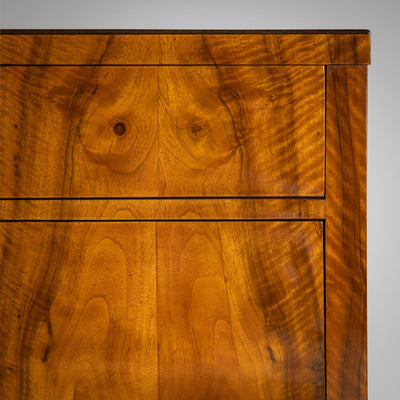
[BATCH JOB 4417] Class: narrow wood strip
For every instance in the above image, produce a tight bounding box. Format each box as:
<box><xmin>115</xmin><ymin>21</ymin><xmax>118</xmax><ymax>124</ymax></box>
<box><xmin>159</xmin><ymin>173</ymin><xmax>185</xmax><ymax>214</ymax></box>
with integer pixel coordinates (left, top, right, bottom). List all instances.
<box><xmin>1</xmin><ymin>33</ymin><xmax>370</xmax><ymax>65</ymax></box>
<box><xmin>160</xmin><ymin>34</ymin><xmax>370</xmax><ymax>65</ymax></box>
<box><xmin>159</xmin><ymin>198</ymin><xmax>325</xmax><ymax>220</ymax></box>
<box><xmin>325</xmin><ymin>66</ymin><xmax>367</xmax><ymax>400</ymax></box>
<box><xmin>0</xmin><ymin>34</ymin><xmax>159</xmax><ymax>65</ymax></box>
<box><xmin>0</xmin><ymin>199</ymin><xmax>160</xmax><ymax>220</ymax></box>
<box><xmin>0</xmin><ymin>199</ymin><xmax>325</xmax><ymax>220</ymax></box>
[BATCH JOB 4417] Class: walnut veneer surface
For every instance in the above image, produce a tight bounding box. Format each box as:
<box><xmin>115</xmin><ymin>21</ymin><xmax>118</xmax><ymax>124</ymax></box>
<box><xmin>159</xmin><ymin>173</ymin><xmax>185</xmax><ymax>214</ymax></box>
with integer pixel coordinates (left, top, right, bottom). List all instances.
<box><xmin>0</xmin><ymin>30</ymin><xmax>369</xmax><ymax>400</ymax></box>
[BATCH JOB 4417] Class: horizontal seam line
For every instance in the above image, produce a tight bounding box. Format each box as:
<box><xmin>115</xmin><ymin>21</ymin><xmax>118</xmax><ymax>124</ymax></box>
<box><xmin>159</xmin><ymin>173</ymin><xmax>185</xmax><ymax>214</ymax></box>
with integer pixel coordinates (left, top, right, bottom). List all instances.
<box><xmin>0</xmin><ymin>197</ymin><xmax>326</xmax><ymax>201</ymax></box>
<box><xmin>0</xmin><ymin>218</ymin><xmax>326</xmax><ymax>222</ymax></box>
<box><xmin>0</xmin><ymin>64</ymin><xmax>369</xmax><ymax>67</ymax></box>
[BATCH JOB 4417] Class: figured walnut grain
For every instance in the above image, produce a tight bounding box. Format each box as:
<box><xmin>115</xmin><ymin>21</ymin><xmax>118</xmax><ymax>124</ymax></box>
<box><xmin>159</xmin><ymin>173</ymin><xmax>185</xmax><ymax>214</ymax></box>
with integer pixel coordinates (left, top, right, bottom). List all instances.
<box><xmin>157</xmin><ymin>221</ymin><xmax>325</xmax><ymax>400</ymax></box>
<box><xmin>325</xmin><ymin>66</ymin><xmax>367</xmax><ymax>400</ymax></box>
<box><xmin>1</xmin><ymin>65</ymin><xmax>324</xmax><ymax>198</ymax></box>
<box><xmin>0</xmin><ymin>222</ymin><xmax>158</xmax><ymax>400</ymax></box>
<box><xmin>0</xmin><ymin>67</ymin><xmax>158</xmax><ymax>198</ymax></box>
<box><xmin>0</xmin><ymin>32</ymin><xmax>370</xmax><ymax>65</ymax></box>
<box><xmin>159</xmin><ymin>66</ymin><xmax>324</xmax><ymax>197</ymax></box>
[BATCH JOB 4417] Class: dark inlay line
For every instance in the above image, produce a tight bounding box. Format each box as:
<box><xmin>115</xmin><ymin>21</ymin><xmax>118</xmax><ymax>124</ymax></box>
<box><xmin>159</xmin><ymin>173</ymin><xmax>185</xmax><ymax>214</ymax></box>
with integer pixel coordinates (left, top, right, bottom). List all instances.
<box><xmin>0</xmin><ymin>64</ymin><xmax>368</xmax><ymax>67</ymax></box>
<box><xmin>324</xmin><ymin>65</ymin><xmax>327</xmax><ymax>198</ymax></box>
<box><xmin>323</xmin><ymin>221</ymin><xmax>327</xmax><ymax>400</ymax></box>
<box><xmin>0</xmin><ymin>219</ymin><xmax>325</xmax><ymax>222</ymax></box>
<box><xmin>0</xmin><ymin>196</ymin><xmax>326</xmax><ymax>200</ymax></box>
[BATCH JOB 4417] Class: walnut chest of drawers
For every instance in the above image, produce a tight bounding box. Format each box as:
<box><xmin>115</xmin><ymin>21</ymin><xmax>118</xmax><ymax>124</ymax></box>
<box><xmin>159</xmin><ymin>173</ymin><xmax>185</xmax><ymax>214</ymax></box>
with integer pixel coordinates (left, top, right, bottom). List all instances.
<box><xmin>0</xmin><ymin>30</ymin><xmax>370</xmax><ymax>400</ymax></box>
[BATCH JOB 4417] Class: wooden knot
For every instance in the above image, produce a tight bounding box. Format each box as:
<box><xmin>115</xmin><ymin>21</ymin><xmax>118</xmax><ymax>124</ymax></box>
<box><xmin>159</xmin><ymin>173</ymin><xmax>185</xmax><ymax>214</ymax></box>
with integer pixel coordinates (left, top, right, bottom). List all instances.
<box><xmin>191</xmin><ymin>124</ymin><xmax>202</xmax><ymax>134</ymax></box>
<box><xmin>113</xmin><ymin>122</ymin><xmax>126</xmax><ymax>136</ymax></box>
<box><xmin>189</xmin><ymin>122</ymin><xmax>208</xmax><ymax>141</ymax></box>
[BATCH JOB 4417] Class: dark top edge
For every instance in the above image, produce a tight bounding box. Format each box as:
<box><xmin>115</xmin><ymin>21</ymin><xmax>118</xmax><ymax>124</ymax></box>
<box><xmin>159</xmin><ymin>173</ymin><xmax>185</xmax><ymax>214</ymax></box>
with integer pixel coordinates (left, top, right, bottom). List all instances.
<box><xmin>0</xmin><ymin>29</ymin><xmax>371</xmax><ymax>35</ymax></box>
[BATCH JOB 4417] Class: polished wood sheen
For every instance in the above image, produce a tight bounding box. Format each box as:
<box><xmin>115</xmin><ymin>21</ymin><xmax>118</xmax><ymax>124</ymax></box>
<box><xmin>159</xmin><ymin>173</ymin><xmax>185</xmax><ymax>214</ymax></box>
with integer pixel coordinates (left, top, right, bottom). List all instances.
<box><xmin>159</xmin><ymin>66</ymin><xmax>324</xmax><ymax>196</ymax></box>
<box><xmin>0</xmin><ymin>65</ymin><xmax>324</xmax><ymax>198</ymax></box>
<box><xmin>0</xmin><ymin>222</ymin><xmax>158</xmax><ymax>400</ymax></box>
<box><xmin>0</xmin><ymin>31</ymin><xmax>370</xmax><ymax>65</ymax></box>
<box><xmin>159</xmin><ymin>33</ymin><xmax>370</xmax><ymax>65</ymax></box>
<box><xmin>157</xmin><ymin>221</ymin><xmax>324</xmax><ymax>400</ymax></box>
<box><xmin>0</xmin><ymin>31</ymin><xmax>369</xmax><ymax>400</ymax></box>
<box><xmin>325</xmin><ymin>66</ymin><xmax>367</xmax><ymax>400</ymax></box>
<box><xmin>0</xmin><ymin>34</ymin><xmax>159</xmax><ymax>65</ymax></box>
<box><xmin>0</xmin><ymin>67</ymin><xmax>159</xmax><ymax>198</ymax></box>
<box><xmin>0</xmin><ymin>221</ymin><xmax>324</xmax><ymax>399</ymax></box>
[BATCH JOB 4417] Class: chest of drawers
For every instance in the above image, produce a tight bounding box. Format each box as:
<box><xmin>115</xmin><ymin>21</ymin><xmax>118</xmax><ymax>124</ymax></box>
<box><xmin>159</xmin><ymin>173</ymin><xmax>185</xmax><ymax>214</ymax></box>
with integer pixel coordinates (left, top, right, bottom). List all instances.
<box><xmin>0</xmin><ymin>30</ymin><xmax>369</xmax><ymax>400</ymax></box>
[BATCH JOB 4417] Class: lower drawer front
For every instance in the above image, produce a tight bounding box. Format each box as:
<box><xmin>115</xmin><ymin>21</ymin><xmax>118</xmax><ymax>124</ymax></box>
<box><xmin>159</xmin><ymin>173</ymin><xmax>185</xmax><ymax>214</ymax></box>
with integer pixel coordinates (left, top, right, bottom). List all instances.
<box><xmin>0</xmin><ymin>221</ymin><xmax>324</xmax><ymax>400</ymax></box>
<box><xmin>0</xmin><ymin>66</ymin><xmax>324</xmax><ymax>198</ymax></box>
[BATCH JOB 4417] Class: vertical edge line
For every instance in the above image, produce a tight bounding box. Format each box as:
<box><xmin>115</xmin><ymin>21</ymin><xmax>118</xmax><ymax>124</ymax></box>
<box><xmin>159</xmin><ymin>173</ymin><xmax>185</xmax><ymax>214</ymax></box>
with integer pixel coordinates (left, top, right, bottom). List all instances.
<box><xmin>324</xmin><ymin>65</ymin><xmax>327</xmax><ymax>198</ymax></box>
<box><xmin>323</xmin><ymin>219</ymin><xmax>327</xmax><ymax>400</ymax></box>
<box><xmin>365</xmin><ymin>66</ymin><xmax>368</xmax><ymax>400</ymax></box>
<box><xmin>156</xmin><ymin>221</ymin><xmax>160</xmax><ymax>400</ymax></box>
<box><xmin>157</xmin><ymin>36</ymin><xmax>161</xmax><ymax>200</ymax></box>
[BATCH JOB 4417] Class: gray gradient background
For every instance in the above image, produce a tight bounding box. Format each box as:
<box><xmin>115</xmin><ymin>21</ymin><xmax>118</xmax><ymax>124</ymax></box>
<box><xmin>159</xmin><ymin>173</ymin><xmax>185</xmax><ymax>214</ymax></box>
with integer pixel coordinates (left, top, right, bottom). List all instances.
<box><xmin>1</xmin><ymin>1</ymin><xmax>399</xmax><ymax>398</ymax></box>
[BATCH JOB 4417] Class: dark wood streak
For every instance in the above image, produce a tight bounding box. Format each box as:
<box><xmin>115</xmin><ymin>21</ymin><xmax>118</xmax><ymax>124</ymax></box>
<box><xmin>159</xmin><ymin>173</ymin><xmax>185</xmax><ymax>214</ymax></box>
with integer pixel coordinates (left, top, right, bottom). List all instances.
<box><xmin>66</xmin><ymin>77</ymin><xmax>100</xmax><ymax>197</ymax></box>
<box><xmin>270</xmin><ymin>67</ymin><xmax>298</xmax><ymax>193</ymax></box>
<box><xmin>47</xmin><ymin>318</ymin><xmax>53</xmax><ymax>338</ymax></box>
<box><xmin>17</xmin><ymin>223</ymin><xmax>68</xmax><ymax>398</ymax></box>
<box><xmin>42</xmin><ymin>345</ymin><xmax>51</xmax><ymax>363</ymax></box>
<box><xmin>63</xmin><ymin>82</ymin><xmax>86</xmax><ymax>198</ymax></box>
<box><xmin>216</xmin><ymin>81</ymin><xmax>248</xmax><ymax>192</ymax></box>
<box><xmin>201</xmin><ymin>35</ymin><xmax>218</xmax><ymax>66</ymax></box>
<box><xmin>97</xmin><ymin>35</ymin><xmax>113</xmax><ymax>65</ymax></box>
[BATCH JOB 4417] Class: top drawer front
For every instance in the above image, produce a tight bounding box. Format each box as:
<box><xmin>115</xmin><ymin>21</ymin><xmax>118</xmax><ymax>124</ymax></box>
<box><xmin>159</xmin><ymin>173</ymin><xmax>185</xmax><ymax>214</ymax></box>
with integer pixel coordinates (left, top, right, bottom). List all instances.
<box><xmin>0</xmin><ymin>65</ymin><xmax>324</xmax><ymax>198</ymax></box>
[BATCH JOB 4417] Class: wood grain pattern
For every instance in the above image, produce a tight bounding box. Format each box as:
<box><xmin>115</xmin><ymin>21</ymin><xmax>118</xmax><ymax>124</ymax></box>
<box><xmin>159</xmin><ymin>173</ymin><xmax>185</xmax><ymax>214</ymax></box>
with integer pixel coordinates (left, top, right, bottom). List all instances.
<box><xmin>0</xmin><ymin>32</ymin><xmax>370</xmax><ymax>65</ymax></box>
<box><xmin>157</xmin><ymin>221</ymin><xmax>325</xmax><ymax>400</ymax></box>
<box><xmin>159</xmin><ymin>66</ymin><xmax>325</xmax><ymax>197</ymax></box>
<box><xmin>159</xmin><ymin>198</ymin><xmax>325</xmax><ymax>220</ymax></box>
<box><xmin>1</xmin><ymin>221</ymin><xmax>324</xmax><ymax>399</ymax></box>
<box><xmin>160</xmin><ymin>33</ymin><xmax>370</xmax><ymax>65</ymax></box>
<box><xmin>0</xmin><ymin>199</ymin><xmax>160</xmax><ymax>220</ymax></box>
<box><xmin>0</xmin><ymin>34</ymin><xmax>159</xmax><ymax>65</ymax></box>
<box><xmin>325</xmin><ymin>66</ymin><xmax>367</xmax><ymax>400</ymax></box>
<box><xmin>0</xmin><ymin>222</ymin><xmax>157</xmax><ymax>400</ymax></box>
<box><xmin>0</xmin><ymin>67</ymin><xmax>158</xmax><ymax>198</ymax></box>
<box><xmin>1</xmin><ymin>65</ymin><xmax>325</xmax><ymax>198</ymax></box>
<box><xmin>0</xmin><ymin>31</ymin><xmax>369</xmax><ymax>400</ymax></box>
<box><xmin>0</xmin><ymin>198</ymin><xmax>325</xmax><ymax>220</ymax></box>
